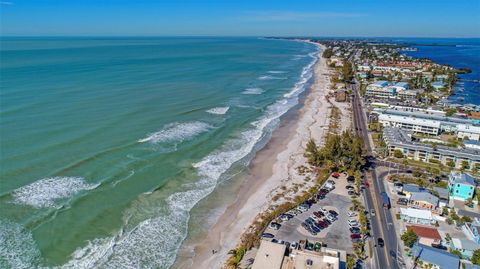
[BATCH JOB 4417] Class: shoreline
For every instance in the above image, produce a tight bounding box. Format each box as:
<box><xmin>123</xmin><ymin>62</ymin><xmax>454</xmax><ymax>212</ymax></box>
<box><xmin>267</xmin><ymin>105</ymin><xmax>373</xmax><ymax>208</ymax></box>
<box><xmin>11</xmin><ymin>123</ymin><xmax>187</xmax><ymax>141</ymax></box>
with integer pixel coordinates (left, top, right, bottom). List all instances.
<box><xmin>174</xmin><ymin>42</ymin><xmax>350</xmax><ymax>269</ymax></box>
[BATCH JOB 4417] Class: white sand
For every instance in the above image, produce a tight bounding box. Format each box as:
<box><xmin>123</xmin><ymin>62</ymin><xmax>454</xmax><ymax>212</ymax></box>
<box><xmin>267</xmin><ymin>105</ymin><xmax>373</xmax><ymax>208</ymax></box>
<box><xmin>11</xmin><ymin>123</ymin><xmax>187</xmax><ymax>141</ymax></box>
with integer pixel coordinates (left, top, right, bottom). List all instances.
<box><xmin>175</xmin><ymin>43</ymin><xmax>351</xmax><ymax>269</ymax></box>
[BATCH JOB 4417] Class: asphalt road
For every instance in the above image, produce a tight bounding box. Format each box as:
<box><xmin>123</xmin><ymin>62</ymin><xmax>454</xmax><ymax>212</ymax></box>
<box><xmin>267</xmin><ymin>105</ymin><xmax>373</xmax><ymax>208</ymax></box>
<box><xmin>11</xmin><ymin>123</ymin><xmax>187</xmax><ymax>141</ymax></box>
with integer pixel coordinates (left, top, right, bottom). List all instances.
<box><xmin>351</xmin><ymin>82</ymin><xmax>404</xmax><ymax>269</ymax></box>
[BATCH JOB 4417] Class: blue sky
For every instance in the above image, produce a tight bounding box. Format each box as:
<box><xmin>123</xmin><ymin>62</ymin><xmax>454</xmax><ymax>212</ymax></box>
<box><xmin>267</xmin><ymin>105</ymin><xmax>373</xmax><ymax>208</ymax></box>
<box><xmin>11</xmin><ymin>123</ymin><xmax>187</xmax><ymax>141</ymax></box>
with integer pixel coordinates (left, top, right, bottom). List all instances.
<box><xmin>1</xmin><ymin>0</ymin><xmax>479</xmax><ymax>37</ymax></box>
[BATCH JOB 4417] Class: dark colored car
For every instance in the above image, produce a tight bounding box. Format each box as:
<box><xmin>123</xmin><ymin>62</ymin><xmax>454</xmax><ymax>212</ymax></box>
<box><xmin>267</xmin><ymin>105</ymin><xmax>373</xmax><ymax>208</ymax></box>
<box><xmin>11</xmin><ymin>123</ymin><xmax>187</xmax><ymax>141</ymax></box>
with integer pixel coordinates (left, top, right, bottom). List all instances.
<box><xmin>329</xmin><ymin>210</ymin><xmax>338</xmax><ymax>216</ymax></box>
<box><xmin>377</xmin><ymin>238</ymin><xmax>384</xmax><ymax>247</ymax></box>
<box><xmin>351</xmin><ymin>234</ymin><xmax>361</xmax><ymax>239</ymax></box>
<box><xmin>324</xmin><ymin>219</ymin><xmax>332</xmax><ymax>225</ymax></box>
<box><xmin>261</xmin><ymin>233</ymin><xmax>274</xmax><ymax>239</ymax></box>
<box><xmin>350</xmin><ymin>227</ymin><xmax>360</xmax><ymax>233</ymax></box>
<box><xmin>390</xmin><ymin>250</ymin><xmax>396</xmax><ymax>258</ymax></box>
<box><xmin>317</xmin><ymin>220</ymin><xmax>328</xmax><ymax>229</ymax></box>
<box><xmin>313</xmin><ymin>212</ymin><xmax>323</xmax><ymax>218</ymax></box>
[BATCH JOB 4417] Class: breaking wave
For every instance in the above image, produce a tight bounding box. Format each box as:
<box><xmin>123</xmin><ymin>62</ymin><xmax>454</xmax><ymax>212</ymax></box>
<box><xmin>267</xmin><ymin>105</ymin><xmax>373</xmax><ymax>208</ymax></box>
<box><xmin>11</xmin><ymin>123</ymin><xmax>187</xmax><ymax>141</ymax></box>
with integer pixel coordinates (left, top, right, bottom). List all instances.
<box><xmin>11</xmin><ymin>177</ymin><xmax>99</xmax><ymax>208</ymax></box>
<box><xmin>257</xmin><ymin>75</ymin><xmax>286</xmax><ymax>80</ymax></box>
<box><xmin>242</xmin><ymin>88</ymin><xmax>265</xmax><ymax>95</ymax></box>
<box><xmin>206</xmin><ymin>107</ymin><xmax>230</xmax><ymax>115</ymax></box>
<box><xmin>138</xmin><ymin>121</ymin><xmax>212</xmax><ymax>144</ymax></box>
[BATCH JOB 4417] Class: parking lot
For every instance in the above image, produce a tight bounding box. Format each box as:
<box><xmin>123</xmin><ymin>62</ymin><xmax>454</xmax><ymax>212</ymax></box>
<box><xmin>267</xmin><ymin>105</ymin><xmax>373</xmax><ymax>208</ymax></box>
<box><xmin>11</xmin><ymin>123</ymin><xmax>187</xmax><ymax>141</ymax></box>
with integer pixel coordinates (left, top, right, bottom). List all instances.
<box><xmin>263</xmin><ymin>173</ymin><xmax>355</xmax><ymax>253</ymax></box>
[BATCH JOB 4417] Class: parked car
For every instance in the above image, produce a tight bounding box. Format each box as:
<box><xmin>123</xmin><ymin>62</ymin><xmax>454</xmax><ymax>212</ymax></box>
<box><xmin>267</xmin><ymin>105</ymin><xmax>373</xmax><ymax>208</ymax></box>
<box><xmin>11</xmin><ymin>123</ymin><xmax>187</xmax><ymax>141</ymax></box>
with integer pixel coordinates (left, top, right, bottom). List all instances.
<box><xmin>261</xmin><ymin>233</ymin><xmax>274</xmax><ymax>239</ymax></box>
<box><xmin>348</xmin><ymin>190</ymin><xmax>356</xmax><ymax>196</ymax></box>
<box><xmin>350</xmin><ymin>234</ymin><xmax>361</xmax><ymax>239</ymax></box>
<box><xmin>280</xmin><ymin>214</ymin><xmax>293</xmax><ymax>221</ymax></box>
<box><xmin>351</xmin><ymin>238</ymin><xmax>362</xmax><ymax>243</ymax></box>
<box><xmin>329</xmin><ymin>210</ymin><xmax>338</xmax><ymax>216</ymax></box>
<box><xmin>370</xmin><ymin>209</ymin><xmax>375</xmax><ymax>217</ymax></box>
<box><xmin>346</xmin><ymin>185</ymin><xmax>355</xmax><ymax>190</ymax></box>
<box><xmin>318</xmin><ymin>207</ymin><xmax>328</xmax><ymax>214</ymax></box>
<box><xmin>326</xmin><ymin>214</ymin><xmax>337</xmax><ymax>222</ymax></box>
<box><xmin>347</xmin><ymin>211</ymin><xmax>357</xmax><ymax>217</ymax></box>
<box><xmin>327</xmin><ymin>179</ymin><xmax>336</xmax><ymax>185</ymax></box>
<box><xmin>350</xmin><ymin>227</ymin><xmax>361</xmax><ymax>233</ymax></box>
<box><xmin>397</xmin><ymin>198</ymin><xmax>408</xmax><ymax>206</ymax></box>
<box><xmin>347</xmin><ymin>176</ymin><xmax>355</xmax><ymax>183</ymax></box>
<box><xmin>331</xmin><ymin>172</ymin><xmax>340</xmax><ymax>178</ymax></box>
<box><xmin>317</xmin><ymin>220</ymin><xmax>328</xmax><ymax>229</ymax></box>
<box><xmin>270</xmin><ymin>222</ymin><xmax>281</xmax><ymax>230</ymax></box>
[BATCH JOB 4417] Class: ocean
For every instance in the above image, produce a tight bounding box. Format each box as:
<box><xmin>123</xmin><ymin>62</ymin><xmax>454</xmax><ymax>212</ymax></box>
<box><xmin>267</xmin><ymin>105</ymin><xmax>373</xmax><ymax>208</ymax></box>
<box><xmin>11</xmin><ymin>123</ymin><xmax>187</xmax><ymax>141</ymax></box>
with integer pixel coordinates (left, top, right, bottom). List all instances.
<box><xmin>0</xmin><ymin>37</ymin><xmax>318</xmax><ymax>268</ymax></box>
<box><xmin>394</xmin><ymin>38</ymin><xmax>480</xmax><ymax>105</ymax></box>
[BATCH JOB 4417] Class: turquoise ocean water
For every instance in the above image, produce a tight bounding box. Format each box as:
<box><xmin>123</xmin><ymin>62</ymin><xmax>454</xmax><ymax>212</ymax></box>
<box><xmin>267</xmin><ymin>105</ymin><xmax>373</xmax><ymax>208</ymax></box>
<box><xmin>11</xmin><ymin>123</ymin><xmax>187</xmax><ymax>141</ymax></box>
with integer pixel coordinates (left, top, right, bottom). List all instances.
<box><xmin>0</xmin><ymin>37</ymin><xmax>318</xmax><ymax>268</ymax></box>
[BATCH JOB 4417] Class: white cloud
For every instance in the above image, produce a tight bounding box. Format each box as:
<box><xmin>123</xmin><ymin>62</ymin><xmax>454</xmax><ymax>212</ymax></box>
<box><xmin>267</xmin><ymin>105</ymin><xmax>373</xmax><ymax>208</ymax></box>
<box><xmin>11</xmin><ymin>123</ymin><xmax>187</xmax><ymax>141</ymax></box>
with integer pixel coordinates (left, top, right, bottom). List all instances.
<box><xmin>241</xmin><ymin>10</ymin><xmax>366</xmax><ymax>22</ymax></box>
<box><xmin>0</xmin><ymin>1</ymin><xmax>13</xmax><ymax>5</ymax></box>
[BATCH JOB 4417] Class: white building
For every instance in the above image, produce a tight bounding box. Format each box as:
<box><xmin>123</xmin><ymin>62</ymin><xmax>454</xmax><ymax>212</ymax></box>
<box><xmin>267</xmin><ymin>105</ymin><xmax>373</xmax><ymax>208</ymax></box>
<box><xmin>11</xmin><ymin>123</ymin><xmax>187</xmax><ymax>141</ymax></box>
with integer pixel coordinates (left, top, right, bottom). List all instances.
<box><xmin>400</xmin><ymin>208</ymin><xmax>435</xmax><ymax>225</ymax></box>
<box><xmin>457</xmin><ymin>124</ymin><xmax>480</xmax><ymax>140</ymax></box>
<box><xmin>379</xmin><ymin>114</ymin><xmax>441</xmax><ymax>135</ymax></box>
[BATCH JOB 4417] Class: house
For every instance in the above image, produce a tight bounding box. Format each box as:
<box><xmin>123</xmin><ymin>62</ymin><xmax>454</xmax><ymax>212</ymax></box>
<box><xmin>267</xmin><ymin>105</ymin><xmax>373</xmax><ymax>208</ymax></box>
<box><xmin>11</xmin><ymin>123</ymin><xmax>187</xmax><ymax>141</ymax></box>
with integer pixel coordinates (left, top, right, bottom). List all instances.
<box><xmin>463</xmin><ymin>218</ymin><xmax>480</xmax><ymax>244</ymax></box>
<box><xmin>400</xmin><ymin>208</ymin><xmax>435</xmax><ymax>225</ymax></box>
<box><xmin>252</xmin><ymin>240</ymin><xmax>287</xmax><ymax>269</ymax></box>
<box><xmin>409</xmin><ymin>192</ymin><xmax>439</xmax><ymax>211</ymax></box>
<box><xmin>433</xmin><ymin>187</ymin><xmax>449</xmax><ymax>208</ymax></box>
<box><xmin>282</xmin><ymin>248</ymin><xmax>341</xmax><ymax>269</ymax></box>
<box><xmin>392</xmin><ymin>82</ymin><xmax>409</xmax><ymax>92</ymax></box>
<box><xmin>403</xmin><ymin>184</ymin><xmax>424</xmax><ymax>198</ymax></box>
<box><xmin>411</xmin><ymin>243</ymin><xmax>460</xmax><ymax>269</ymax></box>
<box><xmin>408</xmin><ymin>225</ymin><xmax>442</xmax><ymax>246</ymax></box>
<box><xmin>448</xmin><ymin>172</ymin><xmax>477</xmax><ymax>202</ymax></box>
<box><xmin>432</xmin><ymin>81</ymin><xmax>446</xmax><ymax>91</ymax></box>
<box><xmin>450</xmin><ymin>238</ymin><xmax>480</xmax><ymax>259</ymax></box>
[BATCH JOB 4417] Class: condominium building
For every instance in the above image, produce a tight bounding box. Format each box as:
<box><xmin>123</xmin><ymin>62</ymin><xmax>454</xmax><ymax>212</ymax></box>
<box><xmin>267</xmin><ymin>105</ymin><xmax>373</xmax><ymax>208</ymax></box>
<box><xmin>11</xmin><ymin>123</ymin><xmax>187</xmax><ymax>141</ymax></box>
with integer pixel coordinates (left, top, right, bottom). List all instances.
<box><xmin>383</xmin><ymin>126</ymin><xmax>480</xmax><ymax>170</ymax></box>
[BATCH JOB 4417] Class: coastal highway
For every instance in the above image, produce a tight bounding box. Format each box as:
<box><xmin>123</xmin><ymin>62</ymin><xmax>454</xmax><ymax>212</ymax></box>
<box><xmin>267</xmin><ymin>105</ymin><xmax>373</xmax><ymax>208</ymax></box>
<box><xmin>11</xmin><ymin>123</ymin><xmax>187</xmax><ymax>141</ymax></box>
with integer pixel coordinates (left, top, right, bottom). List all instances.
<box><xmin>351</xmin><ymin>82</ymin><xmax>404</xmax><ymax>269</ymax></box>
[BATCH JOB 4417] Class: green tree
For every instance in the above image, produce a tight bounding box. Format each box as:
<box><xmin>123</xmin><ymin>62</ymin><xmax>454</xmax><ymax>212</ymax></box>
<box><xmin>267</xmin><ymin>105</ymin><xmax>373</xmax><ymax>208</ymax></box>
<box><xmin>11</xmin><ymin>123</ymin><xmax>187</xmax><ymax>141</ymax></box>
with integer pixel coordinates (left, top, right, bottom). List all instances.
<box><xmin>450</xmin><ymin>249</ymin><xmax>463</xmax><ymax>259</ymax></box>
<box><xmin>471</xmin><ymin>249</ymin><xmax>480</xmax><ymax>265</ymax></box>
<box><xmin>401</xmin><ymin>227</ymin><xmax>418</xmax><ymax>247</ymax></box>
<box><xmin>346</xmin><ymin>255</ymin><xmax>356</xmax><ymax>269</ymax></box>
<box><xmin>322</xmin><ymin>48</ymin><xmax>333</xmax><ymax>58</ymax></box>
<box><xmin>342</xmin><ymin>60</ymin><xmax>353</xmax><ymax>83</ymax></box>
<box><xmin>393</xmin><ymin>149</ymin><xmax>404</xmax><ymax>158</ymax></box>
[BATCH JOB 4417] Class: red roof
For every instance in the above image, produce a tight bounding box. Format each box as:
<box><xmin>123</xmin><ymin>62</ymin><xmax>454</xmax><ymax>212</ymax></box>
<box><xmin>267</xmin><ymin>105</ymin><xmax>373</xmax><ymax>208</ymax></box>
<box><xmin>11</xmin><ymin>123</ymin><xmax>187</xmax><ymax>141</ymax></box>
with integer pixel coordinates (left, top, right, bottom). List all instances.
<box><xmin>408</xmin><ymin>225</ymin><xmax>441</xmax><ymax>240</ymax></box>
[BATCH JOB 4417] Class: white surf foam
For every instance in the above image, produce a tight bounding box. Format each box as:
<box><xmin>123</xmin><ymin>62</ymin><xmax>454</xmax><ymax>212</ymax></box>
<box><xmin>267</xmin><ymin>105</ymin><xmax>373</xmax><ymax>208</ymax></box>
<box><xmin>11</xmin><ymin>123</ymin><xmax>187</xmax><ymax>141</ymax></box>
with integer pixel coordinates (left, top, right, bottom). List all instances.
<box><xmin>11</xmin><ymin>177</ymin><xmax>98</xmax><ymax>208</ymax></box>
<box><xmin>138</xmin><ymin>121</ymin><xmax>212</xmax><ymax>144</ymax></box>
<box><xmin>0</xmin><ymin>220</ymin><xmax>41</xmax><ymax>269</ymax></box>
<box><xmin>267</xmin><ymin>70</ymin><xmax>287</xmax><ymax>74</ymax></box>
<box><xmin>242</xmin><ymin>88</ymin><xmax>264</xmax><ymax>95</ymax></box>
<box><xmin>3</xmin><ymin>47</ymin><xmax>320</xmax><ymax>269</ymax></box>
<box><xmin>257</xmin><ymin>75</ymin><xmax>286</xmax><ymax>80</ymax></box>
<box><xmin>206</xmin><ymin>106</ymin><xmax>229</xmax><ymax>115</ymax></box>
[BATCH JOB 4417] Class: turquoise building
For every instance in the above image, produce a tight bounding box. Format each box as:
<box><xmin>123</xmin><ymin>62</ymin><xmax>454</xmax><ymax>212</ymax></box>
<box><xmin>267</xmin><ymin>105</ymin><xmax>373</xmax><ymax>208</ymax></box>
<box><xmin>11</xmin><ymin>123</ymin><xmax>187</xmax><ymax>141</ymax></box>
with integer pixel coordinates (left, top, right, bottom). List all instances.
<box><xmin>448</xmin><ymin>172</ymin><xmax>477</xmax><ymax>202</ymax></box>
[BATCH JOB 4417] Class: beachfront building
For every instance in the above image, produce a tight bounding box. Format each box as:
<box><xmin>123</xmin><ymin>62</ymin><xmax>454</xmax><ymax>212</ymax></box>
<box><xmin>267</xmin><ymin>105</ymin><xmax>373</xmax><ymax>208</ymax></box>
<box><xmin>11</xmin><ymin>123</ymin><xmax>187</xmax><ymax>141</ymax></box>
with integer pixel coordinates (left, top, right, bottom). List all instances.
<box><xmin>458</xmin><ymin>125</ymin><xmax>480</xmax><ymax>141</ymax></box>
<box><xmin>283</xmin><ymin>248</ymin><xmax>341</xmax><ymax>269</ymax></box>
<box><xmin>400</xmin><ymin>208</ymin><xmax>435</xmax><ymax>225</ymax></box>
<box><xmin>383</xmin><ymin>126</ymin><xmax>480</xmax><ymax>170</ymax></box>
<box><xmin>450</xmin><ymin>238</ymin><xmax>480</xmax><ymax>259</ymax></box>
<box><xmin>252</xmin><ymin>240</ymin><xmax>287</xmax><ymax>269</ymax></box>
<box><xmin>462</xmin><ymin>218</ymin><xmax>480</xmax><ymax>244</ymax></box>
<box><xmin>409</xmin><ymin>192</ymin><xmax>439</xmax><ymax>211</ymax></box>
<box><xmin>252</xmin><ymin>240</ymin><xmax>343</xmax><ymax>269</ymax></box>
<box><xmin>411</xmin><ymin>243</ymin><xmax>460</xmax><ymax>269</ymax></box>
<box><xmin>448</xmin><ymin>172</ymin><xmax>477</xmax><ymax>202</ymax></box>
<box><xmin>408</xmin><ymin>225</ymin><xmax>442</xmax><ymax>246</ymax></box>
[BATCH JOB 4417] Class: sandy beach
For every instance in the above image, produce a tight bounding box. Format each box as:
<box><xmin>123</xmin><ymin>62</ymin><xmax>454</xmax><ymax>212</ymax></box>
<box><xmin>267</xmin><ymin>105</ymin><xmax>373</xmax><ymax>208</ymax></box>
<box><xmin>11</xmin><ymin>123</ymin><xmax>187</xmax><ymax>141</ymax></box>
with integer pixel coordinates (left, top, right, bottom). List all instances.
<box><xmin>175</xmin><ymin>42</ymin><xmax>351</xmax><ymax>269</ymax></box>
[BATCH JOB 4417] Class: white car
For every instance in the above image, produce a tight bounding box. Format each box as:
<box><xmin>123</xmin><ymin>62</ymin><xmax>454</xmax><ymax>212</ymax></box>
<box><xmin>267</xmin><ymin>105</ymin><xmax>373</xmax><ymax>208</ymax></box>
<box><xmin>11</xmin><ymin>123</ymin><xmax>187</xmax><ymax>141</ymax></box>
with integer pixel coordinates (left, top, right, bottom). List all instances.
<box><xmin>348</xmin><ymin>219</ymin><xmax>359</xmax><ymax>227</ymax></box>
<box><xmin>311</xmin><ymin>215</ymin><xmax>321</xmax><ymax>222</ymax></box>
<box><xmin>318</xmin><ymin>207</ymin><xmax>328</xmax><ymax>214</ymax></box>
<box><xmin>326</xmin><ymin>214</ymin><xmax>336</xmax><ymax>222</ymax></box>
<box><xmin>347</xmin><ymin>211</ymin><xmax>357</xmax><ymax>217</ymax></box>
